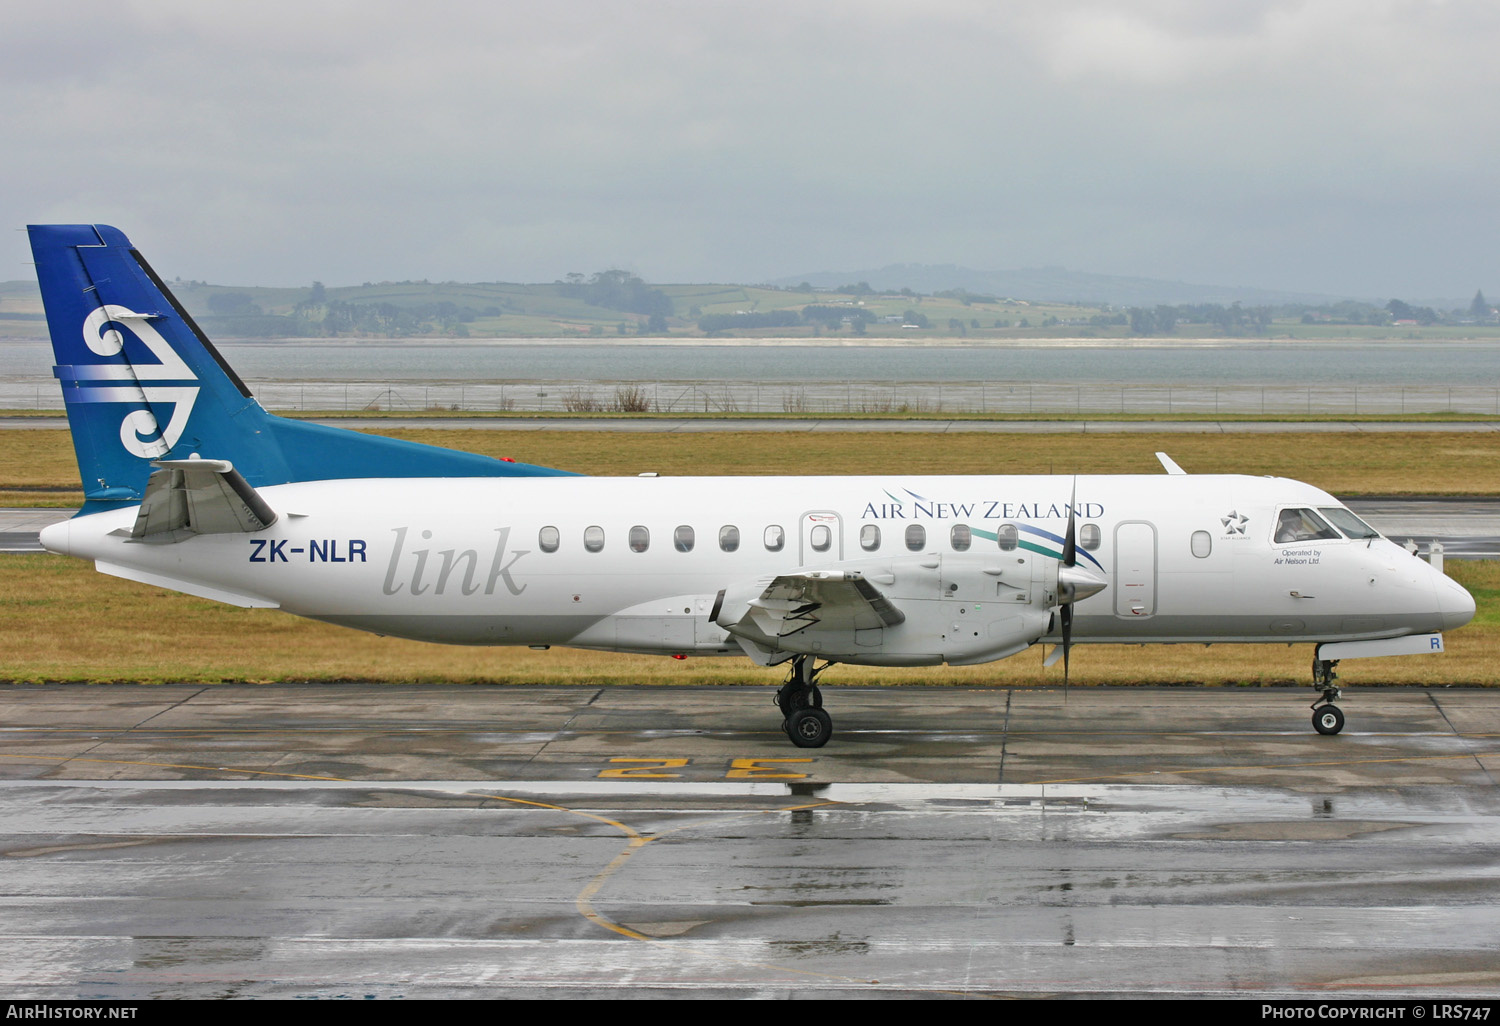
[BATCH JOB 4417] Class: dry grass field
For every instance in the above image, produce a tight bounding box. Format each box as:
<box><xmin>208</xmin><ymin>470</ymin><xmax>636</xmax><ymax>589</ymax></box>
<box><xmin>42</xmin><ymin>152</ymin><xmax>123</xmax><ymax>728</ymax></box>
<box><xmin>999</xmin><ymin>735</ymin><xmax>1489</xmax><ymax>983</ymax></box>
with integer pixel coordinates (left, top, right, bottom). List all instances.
<box><xmin>1</xmin><ymin>554</ymin><xmax>1495</xmax><ymax>686</ymax></box>
<box><xmin>3</xmin><ymin>425</ymin><xmax>1496</xmax><ymax>686</ymax></box>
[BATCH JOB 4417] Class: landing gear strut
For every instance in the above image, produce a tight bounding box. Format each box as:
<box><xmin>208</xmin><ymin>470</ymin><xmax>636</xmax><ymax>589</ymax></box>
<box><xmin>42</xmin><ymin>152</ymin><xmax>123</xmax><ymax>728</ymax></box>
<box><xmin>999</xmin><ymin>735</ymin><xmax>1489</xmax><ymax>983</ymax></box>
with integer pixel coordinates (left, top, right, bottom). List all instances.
<box><xmin>776</xmin><ymin>656</ymin><xmax>833</xmax><ymax>748</ymax></box>
<box><xmin>1311</xmin><ymin>657</ymin><xmax>1344</xmax><ymax>735</ymax></box>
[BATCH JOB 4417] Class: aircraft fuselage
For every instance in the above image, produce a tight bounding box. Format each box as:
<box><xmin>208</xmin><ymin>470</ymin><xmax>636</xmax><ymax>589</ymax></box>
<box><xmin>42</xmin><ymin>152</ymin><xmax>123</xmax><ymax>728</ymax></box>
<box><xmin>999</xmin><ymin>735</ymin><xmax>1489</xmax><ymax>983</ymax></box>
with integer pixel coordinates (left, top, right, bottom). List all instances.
<box><xmin>41</xmin><ymin>472</ymin><xmax>1473</xmax><ymax>666</ymax></box>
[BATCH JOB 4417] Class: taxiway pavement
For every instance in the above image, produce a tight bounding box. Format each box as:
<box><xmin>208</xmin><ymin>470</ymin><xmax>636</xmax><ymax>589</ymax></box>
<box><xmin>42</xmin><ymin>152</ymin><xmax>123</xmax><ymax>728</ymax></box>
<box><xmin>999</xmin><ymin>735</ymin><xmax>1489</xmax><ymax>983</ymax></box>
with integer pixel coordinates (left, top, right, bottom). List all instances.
<box><xmin>2</xmin><ymin>683</ymin><xmax>1497</xmax><ymax>999</ymax></box>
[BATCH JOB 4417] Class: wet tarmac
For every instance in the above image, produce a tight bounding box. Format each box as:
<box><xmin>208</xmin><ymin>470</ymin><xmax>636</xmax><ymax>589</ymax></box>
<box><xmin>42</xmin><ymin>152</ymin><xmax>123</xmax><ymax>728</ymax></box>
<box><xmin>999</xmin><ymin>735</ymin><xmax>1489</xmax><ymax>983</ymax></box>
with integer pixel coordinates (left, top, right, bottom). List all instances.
<box><xmin>1</xmin><ymin>683</ymin><xmax>1498</xmax><ymax>999</ymax></box>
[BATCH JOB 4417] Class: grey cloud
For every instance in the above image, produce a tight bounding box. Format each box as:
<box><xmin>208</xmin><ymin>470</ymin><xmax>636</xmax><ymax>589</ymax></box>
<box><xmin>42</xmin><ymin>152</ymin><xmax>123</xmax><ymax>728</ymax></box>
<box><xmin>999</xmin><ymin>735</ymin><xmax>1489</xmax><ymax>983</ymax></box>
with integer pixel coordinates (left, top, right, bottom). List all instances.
<box><xmin>2</xmin><ymin>1</ymin><xmax>1496</xmax><ymax>298</ymax></box>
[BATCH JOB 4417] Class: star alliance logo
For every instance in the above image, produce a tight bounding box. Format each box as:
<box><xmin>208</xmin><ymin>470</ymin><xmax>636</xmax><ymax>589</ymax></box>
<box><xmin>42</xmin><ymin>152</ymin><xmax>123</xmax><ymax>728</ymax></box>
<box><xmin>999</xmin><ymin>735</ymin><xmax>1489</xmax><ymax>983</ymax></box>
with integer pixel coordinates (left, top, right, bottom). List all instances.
<box><xmin>1221</xmin><ymin>510</ymin><xmax>1249</xmax><ymax>535</ymax></box>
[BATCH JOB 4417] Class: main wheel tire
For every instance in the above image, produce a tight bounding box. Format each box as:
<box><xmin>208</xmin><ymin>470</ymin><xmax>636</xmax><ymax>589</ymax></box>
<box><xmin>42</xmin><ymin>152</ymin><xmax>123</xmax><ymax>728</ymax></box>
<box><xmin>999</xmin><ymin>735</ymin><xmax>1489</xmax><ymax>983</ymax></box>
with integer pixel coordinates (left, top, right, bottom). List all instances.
<box><xmin>787</xmin><ymin>707</ymin><xmax>833</xmax><ymax>748</ymax></box>
<box><xmin>1313</xmin><ymin>705</ymin><xmax>1345</xmax><ymax>735</ymax></box>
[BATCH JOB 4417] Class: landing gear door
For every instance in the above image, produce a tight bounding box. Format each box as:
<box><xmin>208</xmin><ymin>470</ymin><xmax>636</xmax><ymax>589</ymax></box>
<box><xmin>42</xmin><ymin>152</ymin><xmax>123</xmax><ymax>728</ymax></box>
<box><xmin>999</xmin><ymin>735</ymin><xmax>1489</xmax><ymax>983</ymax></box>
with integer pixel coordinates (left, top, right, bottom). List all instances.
<box><xmin>799</xmin><ymin>511</ymin><xmax>842</xmax><ymax>566</ymax></box>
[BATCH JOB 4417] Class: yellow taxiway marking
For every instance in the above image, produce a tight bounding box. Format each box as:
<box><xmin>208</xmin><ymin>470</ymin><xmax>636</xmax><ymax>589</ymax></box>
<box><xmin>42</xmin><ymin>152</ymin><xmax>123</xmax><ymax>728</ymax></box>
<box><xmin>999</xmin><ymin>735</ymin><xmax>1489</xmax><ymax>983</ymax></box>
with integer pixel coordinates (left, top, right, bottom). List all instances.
<box><xmin>595</xmin><ymin>757</ymin><xmax>813</xmax><ymax>779</ymax></box>
<box><xmin>597</xmin><ymin>758</ymin><xmax>691</xmax><ymax>779</ymax></box>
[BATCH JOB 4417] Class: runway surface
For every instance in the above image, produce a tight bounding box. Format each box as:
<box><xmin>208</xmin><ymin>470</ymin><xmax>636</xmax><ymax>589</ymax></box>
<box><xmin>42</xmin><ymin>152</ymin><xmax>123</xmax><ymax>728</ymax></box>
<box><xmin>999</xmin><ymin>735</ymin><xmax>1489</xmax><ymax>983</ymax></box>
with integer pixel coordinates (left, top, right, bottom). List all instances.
<box><xmin>2</xmin><ymin>683</ymin><xmax>1498</xmax><ymax>999</ymax></box>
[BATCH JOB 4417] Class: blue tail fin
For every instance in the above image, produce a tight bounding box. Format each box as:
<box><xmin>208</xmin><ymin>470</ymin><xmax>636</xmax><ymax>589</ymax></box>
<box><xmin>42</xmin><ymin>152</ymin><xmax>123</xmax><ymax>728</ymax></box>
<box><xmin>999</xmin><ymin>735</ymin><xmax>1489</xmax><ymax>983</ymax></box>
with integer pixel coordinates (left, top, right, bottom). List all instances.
<box><xmin>29</xmin><ymin>224</ymin><xmax>572</xmax><ymax>514</ymax></box>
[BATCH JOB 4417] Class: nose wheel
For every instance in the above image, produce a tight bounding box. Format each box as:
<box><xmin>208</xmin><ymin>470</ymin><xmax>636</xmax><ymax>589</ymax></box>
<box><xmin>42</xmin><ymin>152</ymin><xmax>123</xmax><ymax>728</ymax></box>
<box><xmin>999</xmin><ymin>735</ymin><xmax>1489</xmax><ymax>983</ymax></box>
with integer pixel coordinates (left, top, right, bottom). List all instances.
<box><xmin>1313</xmin><ymin>703</ymin><xmax>1345</xmax><ymax>735</ymax></box>
<box><xmin>1311</xmin><ymin>656</ymin><xmax>1344</xmax><ymax>735</ymax></box>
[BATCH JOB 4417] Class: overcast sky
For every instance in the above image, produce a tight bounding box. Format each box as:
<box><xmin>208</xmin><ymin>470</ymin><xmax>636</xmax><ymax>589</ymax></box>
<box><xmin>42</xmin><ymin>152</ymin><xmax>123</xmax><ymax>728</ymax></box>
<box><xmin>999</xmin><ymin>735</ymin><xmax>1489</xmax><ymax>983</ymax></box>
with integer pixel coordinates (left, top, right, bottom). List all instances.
<box><xmin>3</xmin><ymin>1</ymin><xmax>1496</xmax><ymax>299</ymax></box>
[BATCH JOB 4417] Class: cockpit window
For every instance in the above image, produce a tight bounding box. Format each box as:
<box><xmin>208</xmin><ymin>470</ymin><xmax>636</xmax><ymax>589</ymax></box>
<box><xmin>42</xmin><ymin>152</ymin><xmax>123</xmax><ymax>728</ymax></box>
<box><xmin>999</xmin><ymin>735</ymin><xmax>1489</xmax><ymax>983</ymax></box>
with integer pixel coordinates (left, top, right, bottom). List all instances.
<box><xmin>1319</xmin><ymin>507</ymin><xmax>1381</xmax><ymax>540</ymax></box>
<box><xmin>1274</xmin><ymin>507</ymin><xmax>1340</xmax><ymax>544</ymax></box>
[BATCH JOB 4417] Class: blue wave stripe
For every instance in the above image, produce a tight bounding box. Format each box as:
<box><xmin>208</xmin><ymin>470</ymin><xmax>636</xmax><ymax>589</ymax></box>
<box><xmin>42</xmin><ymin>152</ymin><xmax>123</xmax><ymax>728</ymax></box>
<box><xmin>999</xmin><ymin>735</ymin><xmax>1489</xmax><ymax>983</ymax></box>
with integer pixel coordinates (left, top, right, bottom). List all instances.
<box><xmin>1018</xmin><ymin>523</ymin><xmax>1105</xmax><ymax>570</ymax></box>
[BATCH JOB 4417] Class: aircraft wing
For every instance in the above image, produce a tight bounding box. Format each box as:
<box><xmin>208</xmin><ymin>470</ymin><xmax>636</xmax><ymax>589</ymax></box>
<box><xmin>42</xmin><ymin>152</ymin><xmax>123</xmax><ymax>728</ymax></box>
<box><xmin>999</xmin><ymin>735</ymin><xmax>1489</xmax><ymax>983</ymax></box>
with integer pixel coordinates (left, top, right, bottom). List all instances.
<box><xmin>740</xmin><ymin>570</ymin><xmax>906</xmax><ymax>640</ymax></box>
<box><xmin>130</xmin><ymin>459</ymin><xmax>277</xmax><ymax>539</ymax></box>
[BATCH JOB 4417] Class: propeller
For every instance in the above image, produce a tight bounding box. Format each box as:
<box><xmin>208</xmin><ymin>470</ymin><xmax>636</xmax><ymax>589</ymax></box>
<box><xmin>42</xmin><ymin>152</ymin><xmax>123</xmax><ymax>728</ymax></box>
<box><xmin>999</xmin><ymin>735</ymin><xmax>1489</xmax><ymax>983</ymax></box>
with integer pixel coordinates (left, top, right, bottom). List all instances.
<box><xmin>1045</xmin><ymin>477</ymin><xmax>1107</xmax><ymax>694</ymax></box>
<box><xmin>1061</xmin><ymin>478</ymin><xmax>1077</xmax><ymax>695</ymax></box>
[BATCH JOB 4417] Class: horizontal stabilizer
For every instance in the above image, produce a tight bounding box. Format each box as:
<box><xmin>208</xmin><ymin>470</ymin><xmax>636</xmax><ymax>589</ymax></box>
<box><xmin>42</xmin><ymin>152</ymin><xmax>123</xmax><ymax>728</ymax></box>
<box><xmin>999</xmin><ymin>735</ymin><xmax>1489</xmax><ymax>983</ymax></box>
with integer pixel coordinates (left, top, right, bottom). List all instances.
<box><xmin>132</xmin><ymin>458</ymin><xmax>277</xmax><ymax>539</ymax></box>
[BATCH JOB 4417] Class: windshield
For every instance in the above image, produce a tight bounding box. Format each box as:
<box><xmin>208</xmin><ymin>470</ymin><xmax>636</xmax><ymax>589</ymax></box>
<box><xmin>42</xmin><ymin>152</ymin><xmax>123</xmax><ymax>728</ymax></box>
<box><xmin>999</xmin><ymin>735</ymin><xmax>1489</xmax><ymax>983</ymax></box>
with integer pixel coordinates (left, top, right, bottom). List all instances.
<box><xmin>1319</xmin><ymin>506</ymin><xmax>1382</xmax><ymax>540</ymax></box>
<box><xmin>1274</xmin><ymin>507</ymin><xmax>1341</xmax><ymax>543</ymax></box>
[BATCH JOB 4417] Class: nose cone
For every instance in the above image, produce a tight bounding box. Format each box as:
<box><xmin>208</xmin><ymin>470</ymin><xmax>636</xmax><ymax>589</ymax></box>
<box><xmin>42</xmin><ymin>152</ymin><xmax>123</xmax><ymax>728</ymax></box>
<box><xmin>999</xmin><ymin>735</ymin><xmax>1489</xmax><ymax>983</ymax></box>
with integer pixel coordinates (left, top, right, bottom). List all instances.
<box><xmin>1435</xmin><ymin>572</ymin><xmax>1476</xmax><ymax>631</ymax></box>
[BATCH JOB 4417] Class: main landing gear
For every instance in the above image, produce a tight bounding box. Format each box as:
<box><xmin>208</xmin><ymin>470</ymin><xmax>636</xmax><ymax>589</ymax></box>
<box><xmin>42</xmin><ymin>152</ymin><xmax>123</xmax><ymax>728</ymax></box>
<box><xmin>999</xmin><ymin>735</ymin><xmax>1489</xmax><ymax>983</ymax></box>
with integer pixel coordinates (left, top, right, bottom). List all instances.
<box><xmin>1311</xmin><ymin>656</ymin><xmax>1345</xmax><ymax>735</ymax></box>
<box><xmin>776</xmin><ymin>655</ymin><xmax>833</xmax><ymax>748</ymax></box>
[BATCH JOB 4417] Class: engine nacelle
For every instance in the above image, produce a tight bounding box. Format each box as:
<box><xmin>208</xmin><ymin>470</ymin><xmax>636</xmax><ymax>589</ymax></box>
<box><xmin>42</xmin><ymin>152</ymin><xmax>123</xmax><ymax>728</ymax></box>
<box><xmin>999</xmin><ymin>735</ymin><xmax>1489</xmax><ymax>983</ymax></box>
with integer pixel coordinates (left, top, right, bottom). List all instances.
<box><xmin>716</xmin><ymin>551</ymin><xmax>1061</xmax><ymax>667</ymax></box>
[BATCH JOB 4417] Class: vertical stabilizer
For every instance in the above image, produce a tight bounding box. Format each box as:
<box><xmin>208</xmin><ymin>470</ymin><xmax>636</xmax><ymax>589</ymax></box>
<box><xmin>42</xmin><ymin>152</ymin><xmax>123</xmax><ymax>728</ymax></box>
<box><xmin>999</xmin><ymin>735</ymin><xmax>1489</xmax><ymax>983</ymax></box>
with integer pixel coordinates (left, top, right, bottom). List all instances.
<box><xmin>29</xmin><ymin>224</ymin><xmax>571</xmax><ymax>514</ymax></box>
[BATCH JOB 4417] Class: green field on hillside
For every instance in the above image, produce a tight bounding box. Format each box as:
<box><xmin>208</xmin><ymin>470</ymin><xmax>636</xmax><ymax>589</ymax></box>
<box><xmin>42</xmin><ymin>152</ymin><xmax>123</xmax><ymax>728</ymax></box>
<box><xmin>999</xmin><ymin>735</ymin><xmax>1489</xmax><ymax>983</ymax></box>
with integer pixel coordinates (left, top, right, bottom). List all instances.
<box><xmin>6</xmin><ymin>275</ymin><xmax>1498</xmax><ymax>342</ymax></box>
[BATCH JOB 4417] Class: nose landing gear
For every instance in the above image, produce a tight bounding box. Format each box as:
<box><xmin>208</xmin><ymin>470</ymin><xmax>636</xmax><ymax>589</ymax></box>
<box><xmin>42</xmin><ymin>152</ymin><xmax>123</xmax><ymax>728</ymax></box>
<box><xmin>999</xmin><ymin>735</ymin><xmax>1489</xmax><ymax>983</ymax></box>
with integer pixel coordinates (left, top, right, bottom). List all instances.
<box><xmin>776</xmin><ymin>655</ymin><xmax>833</xmax><ymax>748</ymax></box>
<box><xmin>1311</xmin><ymin>657</ymin><xmax>1344</xmax><ymax>735</ymax></box>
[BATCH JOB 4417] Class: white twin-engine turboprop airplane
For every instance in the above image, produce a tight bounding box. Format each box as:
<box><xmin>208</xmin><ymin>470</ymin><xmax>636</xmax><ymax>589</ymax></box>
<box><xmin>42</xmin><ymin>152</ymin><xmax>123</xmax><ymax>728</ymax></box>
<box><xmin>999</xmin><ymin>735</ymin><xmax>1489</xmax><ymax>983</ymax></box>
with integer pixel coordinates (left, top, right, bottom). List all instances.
<box><xmin>30</xmin><ymin>225</ymin><xmax>1476</xmax><ymax>747</ymax></box>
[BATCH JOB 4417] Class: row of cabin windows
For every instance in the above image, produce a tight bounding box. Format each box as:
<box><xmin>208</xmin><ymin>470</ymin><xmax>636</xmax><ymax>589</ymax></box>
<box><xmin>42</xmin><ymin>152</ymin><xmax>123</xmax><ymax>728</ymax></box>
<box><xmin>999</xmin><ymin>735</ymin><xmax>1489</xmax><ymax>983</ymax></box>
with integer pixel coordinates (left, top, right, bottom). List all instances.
<box><xmin>540</xmin><ymin>524</ymin><xmax>765</xmax><ymax>554</ymax></box>
<box><xmin>543</xmin><ymin>511</ymin><xmax>1376</xmax><ymax>561</ymax></box>
<box><xmin>537</xmin><ymin>522</ymin><xmax>1107</xmax><ymax>555</ymax></box>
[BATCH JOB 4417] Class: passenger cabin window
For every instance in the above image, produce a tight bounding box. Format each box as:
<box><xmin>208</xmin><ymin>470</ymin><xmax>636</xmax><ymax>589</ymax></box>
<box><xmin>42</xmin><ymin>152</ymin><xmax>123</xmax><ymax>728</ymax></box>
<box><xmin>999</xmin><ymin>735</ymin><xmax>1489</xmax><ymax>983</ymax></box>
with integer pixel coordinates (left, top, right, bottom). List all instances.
<box><xmin>905</xmin><ymin>524</ymin><xmax>926</xmax><ymax>551</ymax></box>
<box><xmin>950</xmin><ymin>524</ymin><xmax>972</xmax><ymax>551</ymax></box>
<box><xmin>1319</xmin><ymin>507</ymin><xmax>1381</xmax><ymax>539</ymax></box>
<box><xmin>583</xmin><ymin>526</ymin><xmax>605</xmax><ymax>552</ymax></box>
<box><xmin>719</xmin><ymin>525</ymin><xmax>740</xmax><ymax>552</ymax></box>
<box><xmin>764</xmin><ymin>525</ymin><xmax>785</xmax><ymax>551</ymax></box>
<box><xmin>1274</xmin><ymin>508</ymin><xmax>1340</xmax><ymax>544</ymax></box>
<box><xmin>809</xmin><ymin>524</ymin><xmax>832</xmax><ymax>552</ymax></box>
<box><xmin>1191</xmin><ymin>530</ymin><xmax>1212</xmax><ymax>558</ymax></box>
<box><xmin>628</xmin><ymin>526</ymin><xmax>650</xmax><ymax>553</ymax></box>
<box><xmin>539</xmin><ymin>526</ymin><xmax>560</xmax><ymax>553</ymax></box>
<box><xmin>1080</xmin><ymin>523</ymin><xmax>1101</xmax><ymax>551</ymax></box>
<box><xmin>995</xmin><ymin>524</ymin><xmax>1019</xmax><ymax>551</ymax></box>
<box><xmin>674</xmin><ymin>525</ymin><xmax>695</xmax><ymax>552</ymax></box>
<box><xmin>860</xmin><ymin>524</ymin><xmax>881</xmax><ymax>551</ymax></box>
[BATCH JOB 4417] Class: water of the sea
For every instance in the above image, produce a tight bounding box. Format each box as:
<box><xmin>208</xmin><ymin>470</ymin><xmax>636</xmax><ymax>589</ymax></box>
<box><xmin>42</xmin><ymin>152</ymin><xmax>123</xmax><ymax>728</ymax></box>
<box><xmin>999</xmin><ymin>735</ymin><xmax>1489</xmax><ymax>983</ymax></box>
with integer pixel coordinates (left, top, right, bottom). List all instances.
<box><xmin>3</xmin><ymin>338</ymin><xmax>1497</xmax><ymax>415</ymax></box>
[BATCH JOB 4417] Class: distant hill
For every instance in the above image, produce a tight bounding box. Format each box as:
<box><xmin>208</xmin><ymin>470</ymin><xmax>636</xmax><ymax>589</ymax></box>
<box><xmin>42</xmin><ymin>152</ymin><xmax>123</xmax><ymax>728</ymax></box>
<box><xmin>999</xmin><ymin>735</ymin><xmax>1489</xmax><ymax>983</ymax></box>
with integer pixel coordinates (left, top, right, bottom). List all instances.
<box><xmin>0</xmin><ymin>271</ymin><xmax>1484</xmax><ymax>343</ymax></box>
<box><xmin>772</xmin><ymin>263</ymin><xmax>1359</xmax><ymax>308</ymax></box>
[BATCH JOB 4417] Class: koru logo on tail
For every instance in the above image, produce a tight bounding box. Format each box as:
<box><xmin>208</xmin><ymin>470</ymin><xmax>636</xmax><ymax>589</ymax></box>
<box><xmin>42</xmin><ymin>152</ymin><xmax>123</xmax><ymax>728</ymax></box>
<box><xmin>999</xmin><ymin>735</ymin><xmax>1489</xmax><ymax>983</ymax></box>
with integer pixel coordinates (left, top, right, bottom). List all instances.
<box><xmin>80</xmin><ymin>305</ymin><xmax>199</xmax><ymax>458</ymax></box>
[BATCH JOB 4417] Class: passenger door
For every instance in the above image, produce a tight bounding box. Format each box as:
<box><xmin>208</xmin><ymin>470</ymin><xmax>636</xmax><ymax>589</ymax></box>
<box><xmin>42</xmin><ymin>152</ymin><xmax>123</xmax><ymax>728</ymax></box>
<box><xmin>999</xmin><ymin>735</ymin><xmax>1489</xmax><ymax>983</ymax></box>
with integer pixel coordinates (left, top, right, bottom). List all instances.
<box><xmin>1114</xmin><ymin>521</ymin><xmax>1158</xmax><ymax>618</ymax></box>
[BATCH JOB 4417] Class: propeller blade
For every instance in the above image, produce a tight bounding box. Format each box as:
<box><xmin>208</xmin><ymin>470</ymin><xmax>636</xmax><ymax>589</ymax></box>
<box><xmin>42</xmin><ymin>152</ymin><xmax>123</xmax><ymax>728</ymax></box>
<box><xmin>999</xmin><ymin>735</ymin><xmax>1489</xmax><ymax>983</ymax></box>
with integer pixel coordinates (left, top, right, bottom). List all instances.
<box><xmin>1061</xmin><ymin>601</ymin><xmax>1072</xmax><ymax>699</ymax></box>
<box><xmin>1062</xmin><ymin>477</ymin><xmax>1077</xmax><ymax>568</ymax></box>
<box><xmin>1060</xmin><ymin>476</ymin><xmax>1079</xmax><ymax>700</ymax></box>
